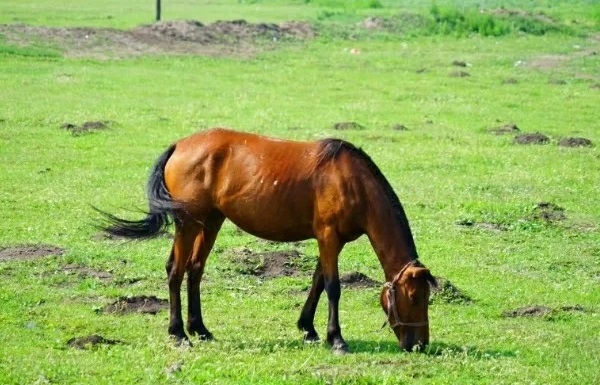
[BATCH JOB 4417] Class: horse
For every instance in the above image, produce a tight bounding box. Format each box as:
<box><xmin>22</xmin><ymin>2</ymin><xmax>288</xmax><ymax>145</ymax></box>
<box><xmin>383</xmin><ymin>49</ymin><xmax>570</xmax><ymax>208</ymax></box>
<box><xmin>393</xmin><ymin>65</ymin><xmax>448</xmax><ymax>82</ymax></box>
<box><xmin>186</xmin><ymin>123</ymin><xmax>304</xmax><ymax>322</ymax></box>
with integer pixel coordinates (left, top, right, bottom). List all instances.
<box><xmin>98</xmin><ymin>128</ymin><xmax>436</xmax><ymax>353</ymax></box>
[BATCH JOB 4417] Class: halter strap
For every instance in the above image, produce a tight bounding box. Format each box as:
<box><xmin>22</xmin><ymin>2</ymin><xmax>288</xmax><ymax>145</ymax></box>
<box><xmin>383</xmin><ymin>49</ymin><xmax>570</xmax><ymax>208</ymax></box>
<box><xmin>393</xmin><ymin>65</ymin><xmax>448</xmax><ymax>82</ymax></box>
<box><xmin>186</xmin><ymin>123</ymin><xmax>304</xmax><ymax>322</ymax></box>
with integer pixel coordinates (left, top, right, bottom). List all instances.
<box><xmin>383</xmin><ymin>260</ymin><xmax>429</xmax><ymax>329</ymax></box>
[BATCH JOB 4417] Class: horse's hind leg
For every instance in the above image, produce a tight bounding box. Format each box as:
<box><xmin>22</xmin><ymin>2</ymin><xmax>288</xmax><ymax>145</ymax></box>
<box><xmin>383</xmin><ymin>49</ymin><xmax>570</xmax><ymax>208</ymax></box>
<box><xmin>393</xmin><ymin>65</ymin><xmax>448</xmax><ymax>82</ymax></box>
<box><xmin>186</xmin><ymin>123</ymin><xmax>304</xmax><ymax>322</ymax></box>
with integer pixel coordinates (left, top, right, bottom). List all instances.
<box><xmin>187</xmin><ymin>212</ymin><xmax>224</xmax><ymax>340</ymax></box>
<box><xmin>297</xmin><ymin>260</ymin><xmax>325</xmax><ymax>342</ymax></box>
<box><xmin>166</xmin><ymin>222</ymin><xmax>202</xmax><ymax>343</ymax></box>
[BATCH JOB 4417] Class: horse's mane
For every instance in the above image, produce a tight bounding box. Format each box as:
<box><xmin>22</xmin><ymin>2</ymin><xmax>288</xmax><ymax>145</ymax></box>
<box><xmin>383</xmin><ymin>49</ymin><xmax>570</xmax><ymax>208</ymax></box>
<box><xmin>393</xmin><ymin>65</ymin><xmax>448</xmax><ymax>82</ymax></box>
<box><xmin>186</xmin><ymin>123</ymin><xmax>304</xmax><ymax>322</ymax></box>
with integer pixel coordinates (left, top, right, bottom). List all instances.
<box><xmin>318</xmin><ymin>138</ymin><xmax>419</xmax><ymax>259</ymax></box>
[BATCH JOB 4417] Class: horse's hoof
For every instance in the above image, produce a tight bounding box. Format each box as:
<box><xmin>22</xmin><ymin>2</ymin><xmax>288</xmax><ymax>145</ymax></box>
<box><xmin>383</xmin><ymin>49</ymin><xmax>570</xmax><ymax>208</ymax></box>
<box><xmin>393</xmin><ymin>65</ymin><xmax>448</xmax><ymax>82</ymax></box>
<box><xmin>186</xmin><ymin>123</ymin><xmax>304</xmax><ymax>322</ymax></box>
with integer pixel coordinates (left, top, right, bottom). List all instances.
<box><xmin>331</xmin><ymin>343</ymin><xmax>349</xmax><ymax>355</ymax></box>
<box><xmin>170</xmin><ymin>335</ymin><xmax>193</xmax><ymax>348</ymax></box>
<box><xmin>198</xmin><ymin>332</ymin><xmax>214</xmax><ymax>341</ymax></box>
<box><xmin>303</xmin><ymin>333</ymin><xmax>320</xmax><ymax>344</ymax></box>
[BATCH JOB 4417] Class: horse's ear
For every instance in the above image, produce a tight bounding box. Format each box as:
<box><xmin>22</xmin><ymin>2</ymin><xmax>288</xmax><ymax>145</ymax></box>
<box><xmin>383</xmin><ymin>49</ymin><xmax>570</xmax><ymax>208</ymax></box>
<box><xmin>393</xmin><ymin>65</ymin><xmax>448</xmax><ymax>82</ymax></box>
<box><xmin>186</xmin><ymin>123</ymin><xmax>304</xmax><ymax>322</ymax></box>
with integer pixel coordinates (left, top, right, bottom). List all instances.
<box><xmin>412</xmin><ymin>268</ymin><xmax>438</xmax><ymax>289</ymax></box>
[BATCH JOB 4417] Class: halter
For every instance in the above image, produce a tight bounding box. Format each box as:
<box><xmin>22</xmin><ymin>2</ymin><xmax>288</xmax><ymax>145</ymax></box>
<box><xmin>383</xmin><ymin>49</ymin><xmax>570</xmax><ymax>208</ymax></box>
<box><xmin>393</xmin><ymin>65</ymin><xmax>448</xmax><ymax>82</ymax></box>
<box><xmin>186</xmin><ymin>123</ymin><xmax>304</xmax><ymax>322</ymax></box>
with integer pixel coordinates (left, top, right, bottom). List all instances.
<box><xmin>383</xmin><ymin>260</ymin><xmax>429</xmax><ymax>329</ymax></box>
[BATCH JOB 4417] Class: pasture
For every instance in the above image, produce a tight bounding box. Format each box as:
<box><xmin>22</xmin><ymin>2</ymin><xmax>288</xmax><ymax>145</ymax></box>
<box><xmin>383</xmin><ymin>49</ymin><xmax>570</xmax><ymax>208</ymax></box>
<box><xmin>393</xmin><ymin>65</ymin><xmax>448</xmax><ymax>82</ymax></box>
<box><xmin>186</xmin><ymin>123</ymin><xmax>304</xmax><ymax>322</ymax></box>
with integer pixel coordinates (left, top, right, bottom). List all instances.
<box><xmin>1</xmin><ymin>0</ymin><xmax>599</xmax><ymax>384</ymax></box>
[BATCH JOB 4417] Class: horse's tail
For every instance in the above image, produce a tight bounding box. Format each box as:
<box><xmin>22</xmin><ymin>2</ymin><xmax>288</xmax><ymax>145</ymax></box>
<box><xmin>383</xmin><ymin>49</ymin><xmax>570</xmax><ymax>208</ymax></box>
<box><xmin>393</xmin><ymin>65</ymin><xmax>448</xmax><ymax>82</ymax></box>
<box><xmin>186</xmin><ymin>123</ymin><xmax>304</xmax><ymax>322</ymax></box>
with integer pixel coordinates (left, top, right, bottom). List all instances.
<box><xmin>97</xmin><ymin>144</ymin><xmax>179</xmax><ymax>239</ymax></box>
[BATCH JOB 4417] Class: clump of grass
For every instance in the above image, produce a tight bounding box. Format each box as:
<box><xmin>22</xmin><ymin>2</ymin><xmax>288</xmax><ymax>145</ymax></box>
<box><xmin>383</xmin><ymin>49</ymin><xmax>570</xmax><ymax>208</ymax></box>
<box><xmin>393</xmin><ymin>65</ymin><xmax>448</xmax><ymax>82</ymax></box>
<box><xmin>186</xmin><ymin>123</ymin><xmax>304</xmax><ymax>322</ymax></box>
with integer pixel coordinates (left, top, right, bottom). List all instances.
<box><xmin>425</xmin><ymin>4</ymin><xmax>573</xmax><ymax>37</ymax></box>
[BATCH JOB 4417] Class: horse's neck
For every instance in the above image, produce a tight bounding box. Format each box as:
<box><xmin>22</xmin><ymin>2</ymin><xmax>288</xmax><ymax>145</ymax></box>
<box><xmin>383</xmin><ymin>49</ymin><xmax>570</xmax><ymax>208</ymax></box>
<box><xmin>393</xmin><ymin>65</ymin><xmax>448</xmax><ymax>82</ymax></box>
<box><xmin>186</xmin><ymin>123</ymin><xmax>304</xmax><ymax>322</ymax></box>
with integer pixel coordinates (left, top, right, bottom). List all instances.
<box><xmin>364</xmin><ymin>189</ymin><xmax>416</xmax><ymax>282</ymax></box>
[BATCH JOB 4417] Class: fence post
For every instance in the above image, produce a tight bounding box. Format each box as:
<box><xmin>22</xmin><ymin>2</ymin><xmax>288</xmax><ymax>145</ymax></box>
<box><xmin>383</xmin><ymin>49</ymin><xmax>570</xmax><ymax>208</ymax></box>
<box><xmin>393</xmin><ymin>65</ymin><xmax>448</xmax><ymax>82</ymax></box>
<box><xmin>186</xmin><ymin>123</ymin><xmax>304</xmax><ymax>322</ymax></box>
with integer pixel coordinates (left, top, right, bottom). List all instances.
<box><xmin>156</xmin><ymin>0</ymin><xmax>161</xmax><ymax>22</ymax></box>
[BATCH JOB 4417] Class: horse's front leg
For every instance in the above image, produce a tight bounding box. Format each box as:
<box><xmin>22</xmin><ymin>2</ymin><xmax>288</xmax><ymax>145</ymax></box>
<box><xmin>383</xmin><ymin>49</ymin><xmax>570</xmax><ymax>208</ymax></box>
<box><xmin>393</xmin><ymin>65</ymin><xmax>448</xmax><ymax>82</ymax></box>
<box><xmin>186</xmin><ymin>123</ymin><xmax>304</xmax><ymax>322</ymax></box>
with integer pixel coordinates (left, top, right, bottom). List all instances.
<box><xmin>297</xmin><ymin>260</ymin><xmax>325</xmax><ymax>342</ymax></box>
<box><xmin>317</xmin><ymin>228</ymin><xmax>348</xmax><ymax>354</ymax></box>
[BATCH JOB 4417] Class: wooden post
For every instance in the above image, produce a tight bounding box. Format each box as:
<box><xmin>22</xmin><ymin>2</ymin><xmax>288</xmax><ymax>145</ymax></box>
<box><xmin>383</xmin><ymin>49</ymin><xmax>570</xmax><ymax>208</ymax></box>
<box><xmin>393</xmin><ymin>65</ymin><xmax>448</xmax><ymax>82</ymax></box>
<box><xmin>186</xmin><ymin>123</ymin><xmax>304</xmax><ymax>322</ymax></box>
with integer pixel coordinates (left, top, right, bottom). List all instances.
<box><xmin>156</xmin><ymin>0</ymin><xmax>161</xmax><ymax>22</ymax></box>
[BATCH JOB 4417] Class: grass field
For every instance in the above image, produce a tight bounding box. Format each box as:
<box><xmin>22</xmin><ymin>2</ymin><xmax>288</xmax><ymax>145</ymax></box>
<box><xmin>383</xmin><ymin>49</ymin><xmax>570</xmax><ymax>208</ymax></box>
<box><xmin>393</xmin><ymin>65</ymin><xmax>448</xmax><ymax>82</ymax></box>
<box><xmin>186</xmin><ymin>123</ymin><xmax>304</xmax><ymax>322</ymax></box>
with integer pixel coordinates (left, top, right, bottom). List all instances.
<box><xmin>1</xmin><ymin>1</ymin><xmax>599</xmax><ymax>384</ymax></box>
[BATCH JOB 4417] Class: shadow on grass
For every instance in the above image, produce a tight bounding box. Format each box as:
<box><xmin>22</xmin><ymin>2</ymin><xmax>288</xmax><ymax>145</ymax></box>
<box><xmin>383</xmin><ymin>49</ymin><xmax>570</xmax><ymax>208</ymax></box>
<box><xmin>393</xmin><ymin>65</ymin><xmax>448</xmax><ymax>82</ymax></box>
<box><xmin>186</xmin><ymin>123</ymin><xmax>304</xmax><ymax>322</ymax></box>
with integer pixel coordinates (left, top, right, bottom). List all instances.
<box><xmin>348</xmin><ymin>340</ymin><xmax>516</xmax><ymax>358</ymax></box>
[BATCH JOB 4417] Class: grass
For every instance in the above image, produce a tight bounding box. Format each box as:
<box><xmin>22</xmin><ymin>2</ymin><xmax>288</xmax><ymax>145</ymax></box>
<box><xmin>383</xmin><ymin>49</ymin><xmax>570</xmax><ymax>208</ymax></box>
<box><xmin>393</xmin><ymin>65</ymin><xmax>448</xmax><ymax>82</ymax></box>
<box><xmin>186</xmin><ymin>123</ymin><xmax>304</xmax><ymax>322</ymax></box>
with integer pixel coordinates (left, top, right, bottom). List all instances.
<box><xmin>0</xmin><ymin>0</ymin><xmax>599</xmax><ymax>384</ymax></box>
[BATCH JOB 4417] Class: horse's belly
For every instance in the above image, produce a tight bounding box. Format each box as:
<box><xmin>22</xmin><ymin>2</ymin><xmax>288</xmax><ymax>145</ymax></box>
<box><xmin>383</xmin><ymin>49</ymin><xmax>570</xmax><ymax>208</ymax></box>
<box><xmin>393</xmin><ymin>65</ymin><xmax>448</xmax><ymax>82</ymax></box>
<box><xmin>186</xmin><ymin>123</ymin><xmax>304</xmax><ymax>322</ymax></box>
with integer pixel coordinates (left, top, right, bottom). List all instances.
<box><xmin>218</xmin><ymin>199</ymin><xmax>314</xmax><ymax>242</ymax></box>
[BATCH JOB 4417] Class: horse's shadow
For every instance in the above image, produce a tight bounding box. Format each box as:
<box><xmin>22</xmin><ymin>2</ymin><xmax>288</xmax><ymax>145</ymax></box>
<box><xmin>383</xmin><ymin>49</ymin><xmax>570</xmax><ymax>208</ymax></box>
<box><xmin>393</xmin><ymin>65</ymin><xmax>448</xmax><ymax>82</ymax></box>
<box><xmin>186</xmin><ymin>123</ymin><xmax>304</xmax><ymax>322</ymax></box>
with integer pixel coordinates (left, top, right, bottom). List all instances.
<box><xmin>347</xmin><ymin>339</ymin><xmax>516</xmax><ymax>358</ymax></box>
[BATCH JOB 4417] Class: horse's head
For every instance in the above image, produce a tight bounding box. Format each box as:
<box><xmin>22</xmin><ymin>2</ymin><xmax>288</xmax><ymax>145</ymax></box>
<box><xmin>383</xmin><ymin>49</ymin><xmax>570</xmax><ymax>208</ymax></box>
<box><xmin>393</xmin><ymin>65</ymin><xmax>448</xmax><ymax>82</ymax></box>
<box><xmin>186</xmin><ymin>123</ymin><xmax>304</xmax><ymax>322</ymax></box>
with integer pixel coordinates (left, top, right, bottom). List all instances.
<box><xmin>380</xmin><ymin>261</ymin><xmax>436</xmax><ymax>352</ymax></box>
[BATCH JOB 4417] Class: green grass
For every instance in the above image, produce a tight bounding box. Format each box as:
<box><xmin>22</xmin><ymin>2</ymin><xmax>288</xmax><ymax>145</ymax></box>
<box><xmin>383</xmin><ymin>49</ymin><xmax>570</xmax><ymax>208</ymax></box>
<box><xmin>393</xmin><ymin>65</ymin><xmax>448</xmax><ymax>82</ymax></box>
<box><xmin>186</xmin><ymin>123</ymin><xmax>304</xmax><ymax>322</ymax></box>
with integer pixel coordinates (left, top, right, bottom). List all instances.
<box><xmin>1</xmin><ymin>0</ymin><xmax>599</xmax><ymax>384</ymax></box>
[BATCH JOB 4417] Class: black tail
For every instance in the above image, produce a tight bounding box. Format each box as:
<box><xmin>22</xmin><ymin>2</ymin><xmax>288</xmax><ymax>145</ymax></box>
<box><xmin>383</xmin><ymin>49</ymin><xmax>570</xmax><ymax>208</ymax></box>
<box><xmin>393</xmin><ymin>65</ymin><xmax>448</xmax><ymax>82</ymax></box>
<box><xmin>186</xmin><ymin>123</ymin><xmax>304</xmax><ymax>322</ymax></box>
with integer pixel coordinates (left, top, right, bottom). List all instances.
<box><xmin>96</xmin><ymin>144</ymin><xmax>179</xmax><ymax>239</ymax></box>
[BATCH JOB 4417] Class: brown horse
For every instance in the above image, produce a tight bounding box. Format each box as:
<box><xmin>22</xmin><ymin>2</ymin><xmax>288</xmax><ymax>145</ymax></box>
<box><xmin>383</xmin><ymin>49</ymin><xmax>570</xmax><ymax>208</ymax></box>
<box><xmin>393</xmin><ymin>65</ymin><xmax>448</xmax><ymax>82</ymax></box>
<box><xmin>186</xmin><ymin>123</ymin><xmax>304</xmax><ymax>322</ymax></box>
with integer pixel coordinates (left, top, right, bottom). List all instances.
<box><xmin>99</xmin><ymin>128</ymin><xmax>436</xmax><ymax>353</ymax></box>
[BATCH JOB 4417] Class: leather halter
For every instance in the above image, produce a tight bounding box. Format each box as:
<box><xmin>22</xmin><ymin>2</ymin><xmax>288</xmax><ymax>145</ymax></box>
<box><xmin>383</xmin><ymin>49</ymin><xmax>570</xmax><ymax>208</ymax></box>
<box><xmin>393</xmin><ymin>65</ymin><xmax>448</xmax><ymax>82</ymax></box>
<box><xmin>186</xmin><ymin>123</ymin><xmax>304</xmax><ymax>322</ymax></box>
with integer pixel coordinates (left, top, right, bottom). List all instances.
<box><xmin>383</xmin><ymin>260</ymin><xmax>429</xmax><ymax>329</ymax></box>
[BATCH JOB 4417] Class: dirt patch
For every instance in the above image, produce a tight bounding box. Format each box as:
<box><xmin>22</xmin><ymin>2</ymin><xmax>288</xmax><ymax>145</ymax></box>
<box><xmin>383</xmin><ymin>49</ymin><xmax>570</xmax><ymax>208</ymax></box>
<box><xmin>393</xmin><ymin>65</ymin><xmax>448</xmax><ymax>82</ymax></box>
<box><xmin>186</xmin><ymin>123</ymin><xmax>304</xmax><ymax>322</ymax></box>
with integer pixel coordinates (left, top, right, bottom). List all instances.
<box><xmin>430</xmin><ymin>278</ymin><xmax>473</xmax><ymax>304</ymax></box>
<box><xmin>514</xmin><ymin>133</ymin><xmax>549</xmax><ymax>145</ymax></box>
<box><xmin>228</xmin><ymin>248</ymin><xmax>312</xmax><ymax>278</ymax></box>
<box><xmin>559</xmin><ymin>137</ymin><xmax>593</xmax><ymax>148</ymax></box>
<box><xmin>61</xmin><ymin>121</ymin><xmax>111</xmax><ymax>136</ymax></box>
<box><xmin>59</xmin><ymin>264</ymin><xmax>112</xmax><ymax>282</ymax></box>
<box><xmin>67</xmin><ymin>335</ymin><xmax>121</xmax><ymax>349</ymax></box>
<box><xmin>455</xmin><ymin>219</ymin><xmax>506</xmax><ymax>232</ymax></box>
<box><xmin>527</xmin><ymin>54</ymin><xmax>568</xmax><ymax>71</ymax></box>
<box><xmin>340</xmin><ymin>272</ymin><xmax>379</xmax><ymax>288</ymax></box>
<box><xmin>502</xmin><ymin>305</ymin><xmax>585</xmax><ymax>318</ymax></box>
<box><xmin>0</xmin><ymin>245</ymin><xmax>65</xmax><ymax>262</ymax></box>
<box><xmin>502</xmin><ymin>78</ymin><xmax>518</xmax><ymax>84</ymax></box>
<box><xmin>490</xmin><ymin>123</ymin><xmax>519</xmax><ymax>135</ymax></box>
<box><xmin>391</xmin><ymin>123</ymin><xmax>409</xmax><ymax>131</ymax></box>
<box><xmin>101</xmin><ymin>295</ymin><xmax>168</xmax><ymax>315</ymax></box>
<box><xmin>503</xmin><ymin>305</ymin><xmax>552</xmax><ymax>318</ymax></box>
<box><xmin>590</xmin><ymin>83</ymin><xmax>600</xmax><ymax>89</ymax></box>
<box><xmin>451</xmin><ymin>60</ymin><xmax>467</xmax><ymax>67</ymax></box>
<box><xmin>333</xmin><ymin>121</ymin><xmax>365</xmax><ymax>130</ymax></box>
<box><xmin>0</xmin><ymin>20</ymin><xmax>314</xmax><ymax>59</ymax></box>
<box><xmin>530</xmin><ymin>202</ymin><xmax>566</xmax><ymax>223</ymax></box>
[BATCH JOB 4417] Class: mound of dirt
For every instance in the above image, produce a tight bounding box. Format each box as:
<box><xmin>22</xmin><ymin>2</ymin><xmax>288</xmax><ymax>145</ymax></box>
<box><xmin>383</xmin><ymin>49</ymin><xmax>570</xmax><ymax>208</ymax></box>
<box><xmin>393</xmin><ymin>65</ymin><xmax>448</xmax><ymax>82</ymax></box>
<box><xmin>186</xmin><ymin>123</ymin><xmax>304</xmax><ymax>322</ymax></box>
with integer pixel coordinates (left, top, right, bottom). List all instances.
<box><xmin>490</xmin><ymin>123</ymin><xmax>520</xmax><ymax>135</ymax></box>
<box><xmin>430</xmin><ymin>278</ymin><xmax>472</xmax><ymax>304</ymax></box>
<box><xmin>0</xmin><ymin>20</ymin><xmax>314</xmax><ymax>58</ymax></box>
<box><xmin>451</xmin><ymin>60</ymin><xmax>467</xmax><ymax>67</ymax></box>
<box><xmin>61</xmin><ymin>120</ymin><xmax>110</xmax><ymax>135</ymax></box>
<box><xmin>514</xmin><ymin>133</ymin><xmax>549</xmax><ymax>145</ymax></box>
<box><xmin>67</xmin><ymin>335</ymin><xmax>121</xmax><ymax>349</ymax></box>
<box><xmin>558</xmin><ymin>137</ymin><xmax>593</xmax><ymax>148</ymax></box>
<box><xmin>229</xmin><ymin>248</ymin><xmax>312</xmax><ymax>278</ymax></box>
<box><xmin>530</xmin><ymin>202</ymin><xmax>566</xmax><ymax>223</ymax></box>
<box><xmin>0</xmin><ymin>245</ymin><xmax>65</xmax><ymax>262</ymax></box>
<box><xmin>333</xmin><ymin>121</ymin><xmax>365</xmax><ymax>130</ymax></box>
<box><xmin>102</xmin><ymin>295</ymin><xmax>168</xmax><ymax>315</ymax></box>
<box><xmin>450</xmin><ymin>71</ymin><xmax>470</xmax><ymax>77</ymax></box>
<box><xmin>340</xmin><ymin>272</ymin><xmax>379</xmax><ymax>288</ymax></box>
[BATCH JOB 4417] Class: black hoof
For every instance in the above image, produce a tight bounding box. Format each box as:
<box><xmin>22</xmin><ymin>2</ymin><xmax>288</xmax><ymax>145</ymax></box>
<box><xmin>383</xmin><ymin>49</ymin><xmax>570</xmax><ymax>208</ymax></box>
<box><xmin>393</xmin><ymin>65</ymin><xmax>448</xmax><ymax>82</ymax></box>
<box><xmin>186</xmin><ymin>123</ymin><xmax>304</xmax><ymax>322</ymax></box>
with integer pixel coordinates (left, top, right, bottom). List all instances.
<box><xmin>170</xmin><ymin>334</ymin><xmax>192</xmax><ymax>347</ymax></box>
<box><xmin>198</xmin><ymin>332</ymin><xmax>214</xmax><ymax>341</ymax></box>
<box><xmin>332</xmin><ymin>342</ymin><xmax>349</xmax><ymax>355</ymax></box>
<box><xmin>303</xmin><ymin>332</ymin><xmax>320</xmax><ymax>344</ymax></box>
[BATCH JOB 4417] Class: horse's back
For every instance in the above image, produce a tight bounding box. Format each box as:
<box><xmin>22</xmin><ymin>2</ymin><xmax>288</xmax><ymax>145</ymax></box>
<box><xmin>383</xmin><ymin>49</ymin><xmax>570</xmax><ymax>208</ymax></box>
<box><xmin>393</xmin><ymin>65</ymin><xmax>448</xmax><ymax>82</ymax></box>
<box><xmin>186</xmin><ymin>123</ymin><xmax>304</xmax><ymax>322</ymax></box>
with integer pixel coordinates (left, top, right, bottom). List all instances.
<box><xmin>164</xmin><ymin>129</ymin><xmax>327</xmax><ymax>240</ymax></box>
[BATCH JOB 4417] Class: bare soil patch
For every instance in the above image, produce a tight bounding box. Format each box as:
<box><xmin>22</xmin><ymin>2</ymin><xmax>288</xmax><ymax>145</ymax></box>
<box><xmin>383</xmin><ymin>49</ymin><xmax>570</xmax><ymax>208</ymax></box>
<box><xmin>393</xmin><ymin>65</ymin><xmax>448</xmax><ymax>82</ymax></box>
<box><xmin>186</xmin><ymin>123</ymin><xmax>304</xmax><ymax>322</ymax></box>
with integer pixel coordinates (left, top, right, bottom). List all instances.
<box><xmin>0</xmin><ymin>20</ymin><xmax>314</xmax><ymax>59</ymax></box>
<box><xmin>455</xmin><ymin>219</ymin><xmax>506</xmax><ymax>232</ymax></box>
<box><xmin>451</xmin><ymin>60</ymin><xmax>467</xmax><ymax>67</ymax></box>
<box><xmin>67</xmin><ymin>335</ymin><xmax>121</xmax><ymax>349</ymax></box>
<box><xmin>61</xmin><ymin>120</ymin><xmax>111</xmax><ymax>136</ymax></box>
<box><xmin>340</xmin><ymin>272</ymin><xmax>379</xmax><ymax>288</ymax></box>
<box><xmin>391</xmin><ymin>123</ymin><xmax>409</xmax><ymax>131</ymax></box>
<box><xmin>558</xmin><ymin>137</ymin><xmax>593</xmax><ymax>148</ymax></box>
<box><xmin>59</xmin><ymin>264</ymin><xmax>113</xmax><ymax>282</ymax></box>
<box><xmin>489</xmin><ymin>123</ymin><xmax>520</xmax><ymax>135</ymax></box>
<box><xmin>333</xmin><ymin>121</ymin><xmax>365</xmax><ymax>131</ymax></box>
<box><xmin>101</xmin><ymin>295</ymin><xmax>168</xmax><ymax>315</ymax></box>
<box><xmin>502</xmin><ymin>305</ymin><xmax>585</xmax><ymax>318</ymax></box>
<box><xmin>430</xmin><ymin>278</ymin><xmax>473</xmax><ymax>304</ymax></box>
<box><xmin>530</xmin><ymin>202</ymin><xmax>566</xmax><ymax>223</ymax></box>
<box><xmin>0</xmin><ymin>244</ymin><xmax>65</xmax><ymax>262</ymax></box>
<box><xmin>514</xmin><ymin>133</ymin><xmax>549</xmax><ymax>145</ymax></box>
<box><xmin>228</xmin><ymin>248</ymin><xmax>312</xmax><ymax>278</ymax></box>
